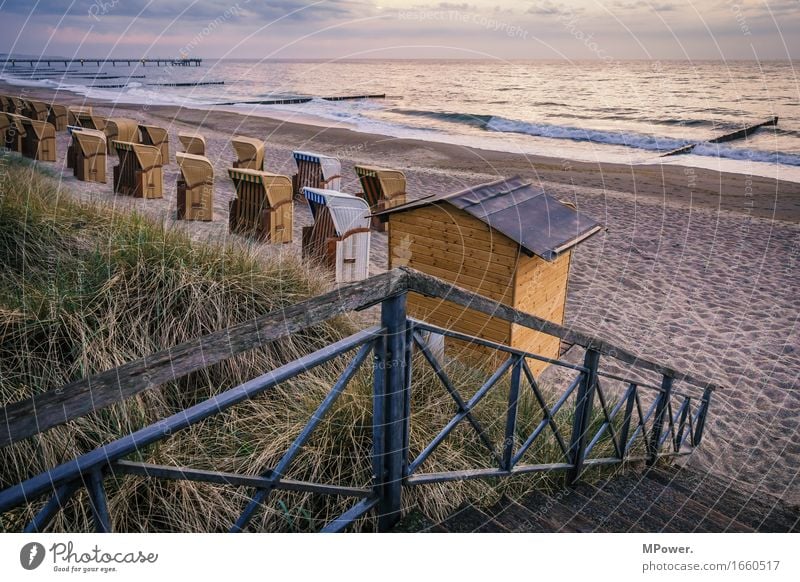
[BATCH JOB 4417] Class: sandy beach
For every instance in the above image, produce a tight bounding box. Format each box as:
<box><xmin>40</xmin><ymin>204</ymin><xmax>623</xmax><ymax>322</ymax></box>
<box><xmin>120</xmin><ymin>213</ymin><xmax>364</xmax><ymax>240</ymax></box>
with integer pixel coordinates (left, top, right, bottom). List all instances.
<box><xmin>3</xmin><ymin>81</ymin><xmax>799</xmax><ymax>506</ymax></box>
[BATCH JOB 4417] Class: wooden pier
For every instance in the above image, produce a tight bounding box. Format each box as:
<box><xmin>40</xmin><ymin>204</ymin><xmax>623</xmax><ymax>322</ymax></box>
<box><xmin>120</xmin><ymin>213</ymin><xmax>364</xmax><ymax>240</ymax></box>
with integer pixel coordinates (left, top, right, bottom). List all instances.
<box><xmin>2</xmin><ymin>58</ymin><xmax>201</xmax><ymax>68</ymax></box>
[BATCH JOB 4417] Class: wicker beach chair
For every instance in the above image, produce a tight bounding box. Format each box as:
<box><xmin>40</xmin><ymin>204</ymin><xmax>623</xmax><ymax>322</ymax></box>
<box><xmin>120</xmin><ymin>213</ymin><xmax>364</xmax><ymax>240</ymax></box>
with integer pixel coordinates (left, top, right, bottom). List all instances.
<box><xmin>138</xmin><ymin>124</ymin><xmax>170</xmax><ymax>164</ymax></box>
<box><xmin>0</xmin><ymin>113</ymin><xmax>12</xmax><ymax>147</ymax></box>
<box><xmin>176</xmin><ymin>153</ymin><xmax>214</xmax><ymax>221</ymax></box>
<box><xmin>47</xmin><ymin>104</ymin><xmax>68</xmax><ymax>131</ymax></box>
<box><xmin>302</xmin><ymin>187</ymin><xmax>371</xmax><ymax>283</ymax></box>
<box><xmin>178</xmin><ymin>132</ymin><xmax>206</xmax><ymax>156</ymax></box>
<box><xmin>228</xmin><ymin>168</ymin><xmax>293</xmax><ymax>243</ymax></box>
<box><xmin>3</xmin><ymin>114</ymin><xmax>26</xmax><ymax>152</ymax></box>
<box><xmin>67</xmin><ymin>106</ymin><xmax>93</xmax><ymax>126</ymax></box>
<box><xmin>0</xmin><ymin>95</ymin><xmax>11</xmax><ymax>112</ymax></box>
<box><xmin>23</xmin><ymin>99</ymin><xmax>50</xmax><ymax>122</ymax></box>
<box><xmin>73</xmin><ymin>108</ymin><xmax>107</xmax><ymax>131</ymax></box>
<box><xmin>70</xmin><ymin>128</ymin><xmax>107</xmax><ymax>183</ymax></box>
<box><xmin>112</xmin><ymin>141</ymin><xmax>163</xmax><ymax>199</ymax></box>
<box><xmin>354</xmin><ymin>165</ymin><xmax>407</xmax><ymax>232</ymax></box>
<box><xmin>18</xmin><ymin>116</ymin><xmax>56</xmax><ymax>162</ymax></box>
<box><xmin>292</xmin><ymin>151</ymin><xmax>341</xmax><ymax>199</ymax></box>
<box><xmin>231</xmin><ymin>136</ymin><xmax>264</xmax><ymax>170</ymax></box>
<box><xmin>105</xmin><ymin>118</ymin><xmax>140</xmax><ymax>154</ymax></box>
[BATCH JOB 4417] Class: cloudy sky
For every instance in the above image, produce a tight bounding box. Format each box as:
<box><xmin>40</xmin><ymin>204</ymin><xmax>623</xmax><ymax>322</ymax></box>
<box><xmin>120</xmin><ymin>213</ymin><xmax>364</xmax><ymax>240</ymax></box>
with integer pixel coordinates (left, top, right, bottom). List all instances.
<box><xmin>0</xmin><ymin>0</ymin><xmax>797</xmax><ymax>60</ymax></box>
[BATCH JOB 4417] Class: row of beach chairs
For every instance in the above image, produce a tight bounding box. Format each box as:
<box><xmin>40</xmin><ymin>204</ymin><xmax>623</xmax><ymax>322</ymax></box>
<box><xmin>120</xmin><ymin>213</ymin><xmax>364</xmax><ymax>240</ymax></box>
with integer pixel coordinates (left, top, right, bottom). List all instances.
<box><xmin>1</xmin><ymin>94</ymin><xmax>407</xmax><ymax>282</ymax></box>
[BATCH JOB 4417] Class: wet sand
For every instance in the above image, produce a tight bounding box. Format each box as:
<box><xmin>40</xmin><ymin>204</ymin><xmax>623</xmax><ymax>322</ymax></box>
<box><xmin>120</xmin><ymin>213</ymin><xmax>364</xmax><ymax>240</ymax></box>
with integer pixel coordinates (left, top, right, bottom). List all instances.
<box><xmin>3</xmin><ymin>82</ymin><xmax>799</xmax><ymax>505</ymax></box>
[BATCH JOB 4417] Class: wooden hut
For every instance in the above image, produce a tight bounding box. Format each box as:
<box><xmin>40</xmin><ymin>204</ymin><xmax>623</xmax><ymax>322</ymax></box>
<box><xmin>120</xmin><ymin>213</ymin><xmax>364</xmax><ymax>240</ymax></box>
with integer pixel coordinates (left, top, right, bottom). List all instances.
<box><xmin>354</xmin><ymin>165</ymin><xmax>407</xmax><ymax>232</ymax></box>
<box><xmin>70</xmin><ymin>128</ymin><xmax>107</xmax><ymax>183</ymax></box>
<box><xmin>18</xmin><ymin>117</ymin><xmax>56</xmax><ymax>162</ymax></box>
<box><xmin>302</xmin><ymin>187</ymin><xmax>371</xmax><ymax>283</ymax></box>
<box><xmin>179</xmin><ymin>132</ymin><xmax>206</xmax><ymax>156</ymax></box>
<box><xmin>231</xmin><ymin>136</ymin><xmax>264</xmax><ymax>170</ymax></box>
<box><xmin>176</xmin><ymin>153</ymin><xmax>214</xmax><ymax>221</ymax></box>
<box><xmin>112</xmin><ymin>141</ymin><xmax>163</xmax><ymax>199</ymax></box>
<box><xmin>138</xmin><ymin>124</ymin><xmax>170</xmax><ymax>164</ymax></box>
<box><xmin>227</xmin><ymin>168</ymin><xmax>293</xmax><ymax>243</ymax></box>
<box><xmin>105</xmin><ymin>118</ymin><xmax>139</xmax><ymax>154</ymax></box>
<box><xmin>376</xmin><ymin>176</ymin><xmax>602</xmax><ymax>372</ymax></box>
<box><xmin>292</xmin><ymin>151</ymin><xmax>341</xmax><ymax>198</ymax></box>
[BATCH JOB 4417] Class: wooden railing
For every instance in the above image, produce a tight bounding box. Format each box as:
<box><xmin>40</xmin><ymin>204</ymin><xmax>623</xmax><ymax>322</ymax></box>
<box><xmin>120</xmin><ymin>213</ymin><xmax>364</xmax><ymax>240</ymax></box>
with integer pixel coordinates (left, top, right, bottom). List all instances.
<box><xmin>0</xmin><ymin>268</ymin><xmax>719</xmax><ymax>532</ymax></box>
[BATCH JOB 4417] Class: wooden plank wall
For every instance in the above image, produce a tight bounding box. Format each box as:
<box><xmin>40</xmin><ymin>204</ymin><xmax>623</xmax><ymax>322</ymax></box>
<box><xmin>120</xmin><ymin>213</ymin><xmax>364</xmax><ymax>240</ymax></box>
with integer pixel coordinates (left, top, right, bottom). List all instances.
<box><xmin>389</xmin><ymin>204</ymin><xmax>521</xmax><ymax>360</ymax></box>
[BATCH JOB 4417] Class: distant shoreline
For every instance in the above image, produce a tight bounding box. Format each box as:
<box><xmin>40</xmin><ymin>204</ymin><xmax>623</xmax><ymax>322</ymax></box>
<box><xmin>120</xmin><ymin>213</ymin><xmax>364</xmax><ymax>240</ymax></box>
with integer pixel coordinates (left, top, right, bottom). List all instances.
<box><xmin>3</xmin><ymin>79</ymin><xmax>798</xmax><ymax>222</ymax></box>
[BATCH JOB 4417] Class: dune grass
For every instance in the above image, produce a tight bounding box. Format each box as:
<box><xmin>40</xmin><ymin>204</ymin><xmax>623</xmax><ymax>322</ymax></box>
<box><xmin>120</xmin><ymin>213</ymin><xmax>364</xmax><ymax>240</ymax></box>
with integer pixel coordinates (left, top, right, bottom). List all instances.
<box><xmin>0</xmin><ymin>154</ymin><xmax>623</xmax><ymax>531</ymax></box>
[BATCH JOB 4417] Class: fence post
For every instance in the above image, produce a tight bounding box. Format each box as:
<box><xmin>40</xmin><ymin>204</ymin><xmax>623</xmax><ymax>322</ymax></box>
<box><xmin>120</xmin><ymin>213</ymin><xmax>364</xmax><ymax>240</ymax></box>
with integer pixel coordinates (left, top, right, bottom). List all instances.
<box><xmin>647</xmin><ymin>374</ymin><xmax>674</xmax><ymax>466</ymax></box>
<box><xmin>567</xmin><ymin>348</ymin><xmax>600</xmax><ymax>484</ymax></box>
<box><xmin>693</xmin><ymin>387</ymin><xmax>712</xmax><ymax>446</ymax></box>
<box><xmin>375</xmin><ymin>292</ymin><xmax>408</xmax><ymax>532</ymax></box>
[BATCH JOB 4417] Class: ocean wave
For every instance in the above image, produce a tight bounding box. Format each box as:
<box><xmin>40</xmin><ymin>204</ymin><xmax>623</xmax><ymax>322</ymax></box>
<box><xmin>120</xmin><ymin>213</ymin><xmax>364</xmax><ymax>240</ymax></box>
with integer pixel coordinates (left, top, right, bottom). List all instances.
<box><xmin>390</xmin><ymin>108</ymin><xmax>494</xmax><ymax>127</ymax></box>
<box><xmin>485</xmin><ymin>116</ymin><xmax>690</xmax><ymax>151</ymax></box>
<box><xmin>692</xmin><ymin>143</ymin><xmax>800</xmax><ymax>166</ymax></box>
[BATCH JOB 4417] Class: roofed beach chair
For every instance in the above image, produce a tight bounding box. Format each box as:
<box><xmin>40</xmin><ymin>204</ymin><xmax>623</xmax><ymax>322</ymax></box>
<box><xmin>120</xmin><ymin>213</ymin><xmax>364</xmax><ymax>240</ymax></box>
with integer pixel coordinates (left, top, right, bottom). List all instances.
<box><xmin>176</xmin><ymin>153</ymin><xmax>214</xmax><ymax>221</ymax></box>
<box><xmin>70</xmin><ymin>127</ymin><xmax>107</xmax><ymax>183</ymax></box>
<box><xmin>72</xmin><ymin>108</ymin><xmax>106</xmax><ymax>131</ymax></box>
<box><xmin>138</xmin><ymin>124</ymin><xmax>170</xmax><ymax>164</ymax></box>
<box><xmin>354</xmin><ymin>165</ymin><xmax>407</xmax><ymax>232</ymax></box>
<box><xmin>292</xmin><ymin>150</ymin><xmax>341</xmax><ymax>199</ymax></box>
<box><xmin>23</xmin><ymin>99</ymin><xmax>50</xmax><ymax>122</ymax></box>
<box><xmin>67</xmin><ymin>106</ymin><xmax>92</xmax><ymax>126</ymax></box>
<box><xmin>47</xmin><ymin>104</ymin><xmax>68</xmax><ymax>131</ymax></box>
<box><xmin>105</xmin><ymin>118</ymin><xmax>140</xmax><ymax>154</ymax></box>
<box><xmin>0</xmin><ymin>95</ymin><xmax>11</xmax><ymax>112</ymax></box>
<box><xmin>302</xmin><ymin>187</ymin><xmax>371</xmax><ymax>283</ymax></box>
<box><xmin>228</xmin><ymin>168</ymin><xmax>293</xmax><ymax>243</ymax></box>
<box><xmin>231</xmin><ymin>136</ymin><xmax>264</xmax><ymax>170</ymax></box>
<box><xmin>0</xmin><ymin>113</ymin><xmax>12</xmax><ymax>148</ymax></box>
<box><xmin>112</xmin><ymin>141</ymin><xmax>163</xmax><ymax>199</ymax></box>
<box><xmin>18</xmin><ymin>116</ymin><xmax>56</xmax><ymax>162</ymax></box>
<box><xmin>3</xmin><ymin>113</ymin><xmax>26</xmax><ymax>152</ymax></box>
<box><xmin>179</xmin><ymin>132</ymin><xmax>206</xmax><ymax>156</ymax></box>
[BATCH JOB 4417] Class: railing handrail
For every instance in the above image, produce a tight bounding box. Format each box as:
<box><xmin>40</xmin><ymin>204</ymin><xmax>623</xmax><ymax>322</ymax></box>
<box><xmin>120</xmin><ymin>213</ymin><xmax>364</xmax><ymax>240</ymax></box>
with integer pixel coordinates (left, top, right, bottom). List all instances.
<box><xmin>0</xmin><ymin>267</ymin><xmax>722</xmax><ymax>448</ymax></box>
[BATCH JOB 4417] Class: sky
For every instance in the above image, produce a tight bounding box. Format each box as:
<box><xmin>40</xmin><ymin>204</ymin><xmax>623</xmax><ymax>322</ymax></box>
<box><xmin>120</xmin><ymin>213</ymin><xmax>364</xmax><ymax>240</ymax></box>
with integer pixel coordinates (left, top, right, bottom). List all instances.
<box><xmin>0</xmin><ymin>0</ymin><xmax>797</xmax><ymax>61</ymax></box>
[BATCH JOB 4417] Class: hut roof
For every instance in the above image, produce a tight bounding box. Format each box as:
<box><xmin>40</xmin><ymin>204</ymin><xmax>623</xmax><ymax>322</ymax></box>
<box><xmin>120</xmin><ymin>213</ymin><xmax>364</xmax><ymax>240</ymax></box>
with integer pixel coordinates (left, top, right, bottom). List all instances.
<box><xmin>375</xmin><ymin>176</ymin><xmax>602</xmax><ymax>261</ymax></box>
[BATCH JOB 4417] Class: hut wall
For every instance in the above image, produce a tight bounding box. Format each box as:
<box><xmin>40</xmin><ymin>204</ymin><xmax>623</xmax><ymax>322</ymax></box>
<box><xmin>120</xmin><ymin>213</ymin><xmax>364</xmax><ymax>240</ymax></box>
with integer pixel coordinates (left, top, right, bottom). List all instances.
<box><xmin>511</xmin><ymin>251</ymin><xmax>572</xmax><ymax>375</ymax></box>
<box><xmin>388</xmin><ymin>204</ymin><xmax>520</xmax><ymax>360</ymax></box>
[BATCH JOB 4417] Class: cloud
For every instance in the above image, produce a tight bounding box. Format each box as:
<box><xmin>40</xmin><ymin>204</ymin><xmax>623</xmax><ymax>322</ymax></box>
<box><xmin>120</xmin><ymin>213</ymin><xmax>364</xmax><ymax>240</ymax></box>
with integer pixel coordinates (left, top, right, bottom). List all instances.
<box><xmin>526</xmin><ymin>2</ymin><xmax>573</xmax><ymax>16</ymax></box>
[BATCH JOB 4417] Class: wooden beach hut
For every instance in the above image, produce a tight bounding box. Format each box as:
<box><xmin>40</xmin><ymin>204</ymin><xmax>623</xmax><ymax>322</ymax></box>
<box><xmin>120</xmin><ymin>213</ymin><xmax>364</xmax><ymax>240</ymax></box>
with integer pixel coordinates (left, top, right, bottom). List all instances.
<box><xmin>105</xmin><ymin>118</ymin><xmax>139</xmax><ymax>154</ymax></box>
<box><xmin>179</xmin><ymin>132</ymin><xmax>206</xmax><ymax>156</ymax></box>
<box><xmin>47</xmin><ymin>104</ymin><xmax>68</xmax><ymax>131</ymax></box>
<box><xmin>231</xmin><ymin>136</ymin><xmax>264</xmax><ymax>170</ymax></box>
<box><xmin>376</xmin><ymin>176</ymin><xmax>602</xmax><ymax>372</ymax></box>
<box><xmin>302</xmin><ymin>187</ymin><xmax>371</xmax><ymax>283</ymax></box>
<box><xmin>138</xmin><ymin>124</ymin><xmax>170</xmax><ymax>164</ymax></box>
<box><xmin>18</xmin><ymin>116</ymin><xmax>56</xmax><ymax>162</ymax></box>
<box><xmin>176</xmin><ymin>153</ymin><xmax>214</xmax><ymax>221</ymax></box>
<box><xmin>227</xmin><ymin>168</ymin><xmax>293</xmax><ymax>243</ymax></box>
<box><xmin>292</xmin><ymin>151</ymin><xmax>341</xmax><ymax>198</ymax></box>
<box><xmin>112</xmin><ymin>141</ymin><xmax>163</xmax><ymax>199</ymax></box>
<box><xmin>354</xmin><ymin>164</ymin><xmax>407</xmax><ymax>232</ymax></box>
<box><xmin>70</xmin><ymin>127</ymin><xmax>107</xmax><ymax>183</ymax></box>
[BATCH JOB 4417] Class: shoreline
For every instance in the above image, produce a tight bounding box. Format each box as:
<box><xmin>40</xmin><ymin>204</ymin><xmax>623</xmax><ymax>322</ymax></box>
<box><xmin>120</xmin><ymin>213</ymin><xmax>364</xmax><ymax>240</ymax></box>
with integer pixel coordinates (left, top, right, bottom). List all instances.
<box><xmin>2</xmin><ymin>81</ymin><xmax>799</xmax><ymax>504</ymax></box>
<box><xmin>2</xmin><ymin>80</ymin><xmax>799</xmax><ymax>222</ymax></box>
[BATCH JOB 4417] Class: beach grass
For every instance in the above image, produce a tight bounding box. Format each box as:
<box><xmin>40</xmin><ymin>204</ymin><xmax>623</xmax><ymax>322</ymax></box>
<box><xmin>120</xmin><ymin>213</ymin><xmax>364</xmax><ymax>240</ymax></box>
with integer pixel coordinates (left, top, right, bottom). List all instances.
<box><xmin>0</xmin><ymin>153</ymin><xmax>620</xmax><ymax>531</ymax></box>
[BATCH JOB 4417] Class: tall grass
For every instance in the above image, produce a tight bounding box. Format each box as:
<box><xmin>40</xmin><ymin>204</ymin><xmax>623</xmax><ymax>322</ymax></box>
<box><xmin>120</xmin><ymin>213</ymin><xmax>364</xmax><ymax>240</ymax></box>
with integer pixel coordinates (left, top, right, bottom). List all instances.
<box><xmin>0</xmin><ymin>155</ymin><xmax>620</xmax><ymax>531</ymax></box>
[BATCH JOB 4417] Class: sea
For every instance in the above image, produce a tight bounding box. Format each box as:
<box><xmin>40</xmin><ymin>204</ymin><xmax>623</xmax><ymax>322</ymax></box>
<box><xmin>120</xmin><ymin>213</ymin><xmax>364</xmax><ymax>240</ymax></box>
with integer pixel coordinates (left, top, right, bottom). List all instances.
<box><xmin>2</xmin><ymin>58</ymin><xmax>799</xmax><ymax>181</ymax></box>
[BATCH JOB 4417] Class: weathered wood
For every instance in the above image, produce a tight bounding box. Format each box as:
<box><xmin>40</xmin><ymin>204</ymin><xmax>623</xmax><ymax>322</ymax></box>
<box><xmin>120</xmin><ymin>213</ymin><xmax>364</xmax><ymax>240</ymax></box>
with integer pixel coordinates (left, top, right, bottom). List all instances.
<box><xmin>0</xmin><ymin>267</ymin><xmax>722</xmax><ymax>448</ymax></box>
<box><xmin>402</xmin><ymin>269</ymin><xmax>726</xmax><ymax>392</ymax></box>
<box><xmin>0</xmin><ymin>269</ymin><xmax>406</xmax><ymax>447</ymax></box>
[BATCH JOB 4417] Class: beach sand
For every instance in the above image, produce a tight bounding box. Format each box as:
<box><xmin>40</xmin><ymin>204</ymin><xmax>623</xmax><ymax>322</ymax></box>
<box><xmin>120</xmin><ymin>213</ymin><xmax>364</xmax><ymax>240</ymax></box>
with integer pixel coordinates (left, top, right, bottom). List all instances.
<box><xmin>3</xmin><ymin>82</ymin><xmax>799</xmax><ymax>506</ymax></box>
